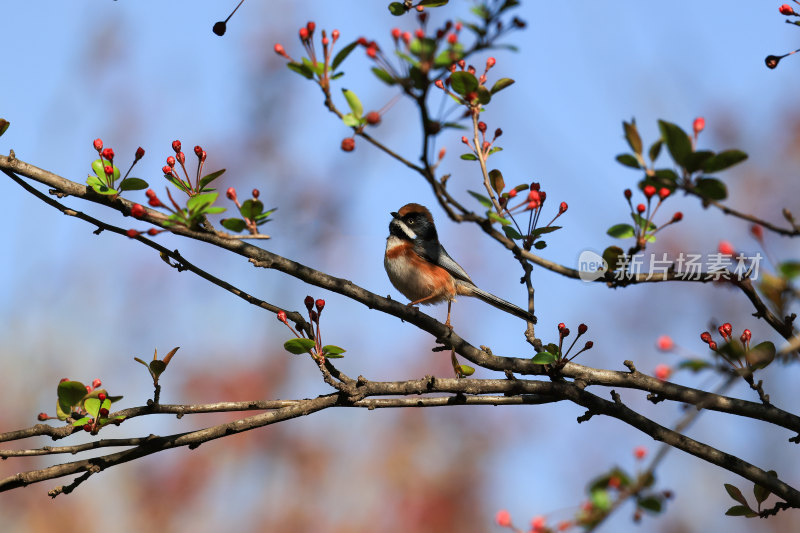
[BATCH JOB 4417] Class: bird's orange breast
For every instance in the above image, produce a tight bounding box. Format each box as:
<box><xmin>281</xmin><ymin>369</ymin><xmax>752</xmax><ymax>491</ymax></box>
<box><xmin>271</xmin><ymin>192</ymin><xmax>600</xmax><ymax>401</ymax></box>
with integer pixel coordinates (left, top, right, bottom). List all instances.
<box><xmin>385</xmin><ymin>238</ymin><xmax>456</xmax><ymax>304</ymax></box>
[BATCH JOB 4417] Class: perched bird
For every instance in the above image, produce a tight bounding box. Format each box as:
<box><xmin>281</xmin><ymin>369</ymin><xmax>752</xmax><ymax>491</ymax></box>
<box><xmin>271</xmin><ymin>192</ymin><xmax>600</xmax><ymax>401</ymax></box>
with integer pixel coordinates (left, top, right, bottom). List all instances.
<box><xmin>384</xmin><ymin>203</ymin><xmax>534</xmax><ymax>327</ymax></box>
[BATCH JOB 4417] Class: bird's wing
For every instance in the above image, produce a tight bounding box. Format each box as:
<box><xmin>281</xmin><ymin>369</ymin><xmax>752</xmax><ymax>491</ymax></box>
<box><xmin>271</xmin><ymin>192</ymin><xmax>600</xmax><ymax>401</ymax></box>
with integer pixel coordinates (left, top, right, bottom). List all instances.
<box><xmin>415</xmin><ymin>240</ymin><xmax>474</xmax><ymax>284</ymax></box>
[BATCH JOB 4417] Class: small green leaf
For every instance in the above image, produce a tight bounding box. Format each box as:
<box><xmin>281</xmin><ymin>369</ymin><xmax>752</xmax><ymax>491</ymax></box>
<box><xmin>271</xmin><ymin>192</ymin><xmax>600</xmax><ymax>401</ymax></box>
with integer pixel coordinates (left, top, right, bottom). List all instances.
<box><xmin>84</xmin><ymin>398</ymin><xmax>101</xmax><ymax>418</ymax></box>
<box><xmin>449</xmin><ymin>71</ymin><xmax>478</xmax><ymax>95</ymax></box>
<box><xmin>623</xmin><ymin>120</ymin><xmax>642</xmax><ymax>155</ymax></box>
<box><xmin>616</xmin><ymin>154</ymin><xmax>640</xmax><ymax>169</ymax></box>
<box><xmin>725</xmin><ymin>483</ymin><xmax>749</xmax><ymax>507</ymax></box>
<box><xmin>694</xmin><ymin>177</ymin><xmax>727</xmax><ymax>201</ymax></box>
<box><xmin>388</xmin><ymin>2</ymin><xmax>407</xmax><ymax>15</ymax></box>
<box><xmin>284</xmin><ymin>338</ymin><xmax>317</xmax><ymax>355</ymax></box>
<box><xmin>287</xmin><ymin>62</ymin><xmax>314</xmax><ymax>79</ymax></box>
<box><xmin>530</xmin><ymin>226</ymin><xmax>561</xmax><ymax>238</ymax></box>
<box><xmin>221</xmin><ymin>218</ymin><xmax>247</xmax><ymax>232</ymax></box>
<box><xmin>607</xmin><ymin>223</ymin><xmax>635</xmax><ymax>239</ymax></box>
<box><xmin>342</xmin><ymin>88</ymin><xmax>363</xmax><ymax>118</ymax></box>
<box><xmin>778</xmin><ymin>261</ymin><xmax>800</xmax><ymax>280</ymax></box>
<box><xmin>332</xmin><ymin>40</ymin><xmax>359</xmax><ymax>70</ymax></box>
<box><xmin>460</xmin><ymin>153</ymin><xmax>477</xmax><ymax>160</ymax></box>
<box><xmin>458</xmin><ymin>364</ymin><xmax>475</xmax><ymax>376</ymax></box>
<box><xmin>747</xmin><ymin>341</ymin><xmax>776</xmax><ymax>370</ymax></box>
<box><xmin>57</xmin><ymin>380</ymin><xmax>88</xmax><ymax>420</ymax></box>
<box><xmin>419</xmin><ymin>0</ymin><xmax>449</xmax><ymax>6</ymax></box>
<box><xmin>187</xmin><ymin>192</ymin><xmax>218</xmax><ymax>213</ymax></box>
<box><xmin>754</xmin><ymin>471</ymin><xmax>776</xmax><ymax>505</ymax></box>
<box><xmin>638</xmin><ymin>496</ymin><xmax>663</xmax><ymax>514</ymax></box>
<box><xmin>467</xmin><ymin>190</ymin><xmax>493</xmax><ymax>208</ymax></box>
<box><xmin>591</xmin><ymin>489</ymin><xmax>612</xmax><ymax>511</ymax></box>
<box><xmin>490</xmin><ymin>77</ymin><xmax>514</xmax><ymax>94</ymax></box>
<box><xmin>725</xmin><ymin>505</ymin><xmax>757</xmax><ymax>517</ymax></box>
<box><xmin>658</xmin><ymin>120</ymin><xmax>692</xmax><ymax>167</ymax></box>
<box><xmin>409</xmin><ymin>37</ymin><xmax>437</xmax><ymax>59</ymax></box>
<box><xmin>684</xmin><ymin>150</ymin><xmax>714</xmax><ymax>174</ymax></box>
<box><xmin>0</xmin><ymin>119</ymin><xmax>9</xmax><ymax>137</ymax></box>
<box><xmin>488</xmin><ymin>169</ymin><xmax>504</xmax><ymax>193</ymax></box>
<box><xmin>502</xmin><ymin>226</ymin><xmax>522</xmax><ymax>240</ymax></box>
<box><xmin>652</xmin><ymin>168</ymin><xmax>679</xmax><ymax>183</ymax></box>
<box><xmin>477</xmin><ymin>86</ymin><xmax>491</xmax><ymax>105</ymax></box>
<box><xmin>371</xmin><ymin>67</ymin><xmax>396</xmax><ymax>85</ymax></box>
<box><xmin>240</xmin><ymin>199</ymin><xmax>264</xmax><ymax>219</ymax></box>
<box><xmin>72</xmin><ymin>417</ymin><xmax>91</xmax><ymax>427</ymax></box>
<box><xmin>677</xmin><ymin>359</ymin><xmax>711</xmax><ymax>372</ymax></box>
<box><xmin>322</xmin><ymin>345</ymin><xmax>346</xmax><ymax>357</ymax></box>
<box><xmin>91</xmin><ymin>159</ymin><xmax>106</xmax><ymax>179</ymax></box>
<box><xmin>531</xmin><ymin>352</ymin><xmax>558</xmax><ymax>364</ymax></box>
<box><xmin>602</xmin><ymin>246</ymin><xmax>623</xmax><ymax>271</ymax></box>
<box><xmin>342</xmin><ymin>113</ymin><xmax>362</xmax><ymax>127</ymax></box>
<box><xmin>149</xmin><ymin>359</ymin><xmax>167</xmax><ymax>378</ymax></box>
<box><xmin>533</xmin><ymin>240</ymin><xmax>547</xmax><ymax>249</ymax></box>
<box><xmin>648</xmin><ymin>139</ymin><xmax>663</xmax><ymax>162</ymax></box>
<box><xmin>198</xmin><ymin>169</ymin><xmax>226</xmax><ymax>189</ymax></box>
<box><xmin>118</xmin><ymin>177</ymin><xmax>148</xmax><ymax>191</ymax></box>
<box><xmin>703</xmin><ymin>150</ymin><xmax>748</xmax><ymax>173</ymax></box>
<box><xmin>487</xmin><ymin>146</ymin><xmax>503</xmax><ymax>155</ymax></box>
<box><xmin>302</xmin><ymin>57</ymin><xmax>325</xmax><ymax>76</ymax></box>
<box><xmin>488</xmin><ymin>212</ymin><xmax>511</xmax><ymax>225</ymax></box>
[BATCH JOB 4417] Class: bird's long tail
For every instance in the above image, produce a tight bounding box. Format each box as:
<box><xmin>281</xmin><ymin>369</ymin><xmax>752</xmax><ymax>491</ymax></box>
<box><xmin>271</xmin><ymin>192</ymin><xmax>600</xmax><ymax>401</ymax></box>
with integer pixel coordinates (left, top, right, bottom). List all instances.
<box><xmin>459</xmin><ymin>283</ymin><xmax>536</xmax><ymax>323</ymax></box>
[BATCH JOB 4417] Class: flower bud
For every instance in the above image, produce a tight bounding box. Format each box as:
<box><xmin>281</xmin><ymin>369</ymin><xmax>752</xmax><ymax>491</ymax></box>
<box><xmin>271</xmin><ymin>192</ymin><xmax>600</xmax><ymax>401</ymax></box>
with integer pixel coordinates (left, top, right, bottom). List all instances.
<box><xmin>304</xmin><ymin>295</ymin><xmax>314</xmax><ymax>311</ymax></box>
<box><xmin>172</xmin><ymin>140</ymin><xmax>181</xmax><ymax>153</ymax></box>
<box><xmin>135</xmin><ymin>147</ymin><xmax>145</xmax><ymax>160</ymax></box>
<box><xmin>226</xmin><ymin>187</ymin><xmax>237</xmax><ymax>201</ymax></box>
<box><xmin>93</xmin><ymin>138</ymin><xmax>103</xmax><ymax>151</ymax></box>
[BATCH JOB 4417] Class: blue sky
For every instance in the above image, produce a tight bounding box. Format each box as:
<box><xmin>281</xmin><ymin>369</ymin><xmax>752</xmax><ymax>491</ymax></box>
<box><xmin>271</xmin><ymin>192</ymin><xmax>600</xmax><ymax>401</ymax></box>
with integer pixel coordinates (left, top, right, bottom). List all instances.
<box><xmin>1</xmin><ymin>2</ymin><xmax>800</xmax><ymax>532</ymax></box>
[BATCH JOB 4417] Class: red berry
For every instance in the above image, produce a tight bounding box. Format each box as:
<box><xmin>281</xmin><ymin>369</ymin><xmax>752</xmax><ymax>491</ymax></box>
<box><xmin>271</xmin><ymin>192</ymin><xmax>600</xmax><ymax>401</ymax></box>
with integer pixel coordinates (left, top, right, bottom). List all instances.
<box><xmin>656</xmin><ymin>335</ymin><xmax>674</xmax><ymax>351</ymax></box>
<box><xmin>633</xmin><ymin>446</ymin><xmax>647</xmax><ymax>459</ymax></box>
<box><xmin>277</xmin><ymin>311</ymin><xmax>288</xmax><ymax>323</ymax></box>
<box><xmin>460</xmin><ymin>136</ymin><xmax>469</xmax><ymax>144</ymax></box>
<box><xmin>162</xmin><ymin>165</ymin><xmax>172</xmax><ymax>175</ymax></box>
<box><xmin>494</xmin><ymin>128</ymin><xmax>503</xmax><ymax>138</ymax></box>
<box><xmin>332</xmin><ymin>29</ymin><xmax>340</xmax><ymax>41</ymax></box>
<box><xmin>341</xmin><ymin>137</ymin><xmax>355</xmax><ymax>152</ymax></box>
<box><xmin>252</xmin><ymin>188</ymin><xmax>260</xmax><ymax>198</ymax></box>
<box><xmin>584</xmin><ymin>341</ymin><xmax>593</xmax><ymax>349</ymax></box>
<box><xmin>527</xmin><ymin>200</ymin><xmax>540</xmax><ymax>210</ymax></box>
<box><xmin>146</xmin><ymin>189</ymin><xmax>157</xmax><ymax>199</ymax></box>
<box><xmin>672</xmin><ymin>212</ymin><xmax>683</xmax><ymax>222</ymax></box>
<box><xmin>624</xmin><ymin>188</ymin><xmax>632</xmax><ymax>200</ymax></box>
<box><xmin>434</xmin><ymin>79</ymin><xmax>444</xmax><ymax>89</ymax></box>
<box><xmin>147</xmin><ymin>228</ymin><xmax>160</xmax><ymax>236</ymax></box>
<box><xmin>315</xmin><ymin>299</ymin><xmax>325</xmax><ymax>312</ymax></box>
<box><xmin>356</xmin><ymin>37</ymin><xmax>368</xmax><ymax>46</ymax></box>
<box><xmin>528</xmin><ymin>190</ymin><xmax>541</xmax><ymax>203</ymax></box>
<box><xmin>304</xmin><ymin>295</ymin><xmax>315</xmax><ymax>311</ymax></box>
<box><xmin>99</xmin><ymin>408</ymin><xmax>109</xmax><ymax>417</ymax></box>
<box><xmin>194</xmin><ymin>145</ymin><xmax>203</xmax><ymax>157</ymax></box>
<box><xmin>495</xmin><ymin>510</ymin><xmax>512</xmax><ymax>527</ymax></box>
<box><xmin>365</xmin><ymin>111</ymin><xmax>381</xmax><ymax>125</ymax></box>
<box><xmin>86</xmin><ymin>385</ymin><xmax>92</xmax><ymax>393</ymax></box>
<box><xmin>274</xmin><ymin>43</ymin><xmax>287</xmax><ymax>57</ymax></box>
<box><xmin>700</xmin><ymin>331</ymin><xmax>712</xmax><ymax>343</ymax></box>
<box><xmin>643</xmin><ymin>185</ymin><xmax>656</xmax><ymax>199</ymax></box>
<box><xmin>401</xmin><ymin>31</ymin><xmax>411</xmax><ymax>44</ymax></box>
<box><xmin>310</xmin><ymin>310</ymin><xmax>319</xmax><ymax>323</ymax></box>
<box><xmin>654</xmin><ymin>364</ymin><xmax>672</xmax><ymax>381</ymax></box>
<box><xmin>530</xmin><ymin>516</ymin><xmax>546</xmax><ymax>531</ymax></box>
<box><xmin>718</xmin><ymin>240</ymin><xmax>734</xmax><ymax>255</ymax></box>
<box><xmin>391</xmin><ymin>28</ymin><xmax>401</xmax><ymax>40</ymax></box>
<box><xmin>709</xmin><ymin>341</ymin><xmax>718</xmax><ymax>351</ymax></box>
<box><xmin>126</xmin><ymin>229</ymin><xmax>140</xmax><ymax>238</ymax></box>
<box><xmin>130</xmin><ymin>203</ymin><xmax>146</xmax><ymax>218</ymax></box>
<box><xmin>557</xmin><ymin>322</ymin><xmax>565</xmax><ymax>331</ymax></box>
<box><xmin>172</xmin><ymin>140</ymin><xmax>181</xmax><ymax>153</ymax></box>
<box><xmin>176</xmin><ymin>151</ymin><xmax>185</xmax><ymax>165</ymax></box>
<box><xmin>722</xmin><ymin>322</ymin><xmax>733</xmax><ymax>336</ymax></box>
<box><xmin>149</xmin><ymin>198</ymin><xmax>162</xmax><ymax>207</ymax></box>
<box><xmin>104</xmin><ymin>165</ymin><xmax>114</xmax><ymax>176</ymax></box>
<box><xmin>477</xmin><ymin>121</ymin><xmax>487</xmax><ymax>133</ymax></box>
<box><xmin>135</xmin><ymin>146</ymin><xmax>145</xmax><ymax>160</ymax></box>
<box><xmin>658</xmin><ymin>187</ymin><xmax>670</xmax><ymax>200</ymax></box>
<box><xmin>98</xmin><ymin>393</ymin><xmax>107</xmax><ymax>401</ymax></box>
<box><xmin>366</xmin><ymin>46</ymin><xmax>377</xmax><ymax>58</ymax></box>
<box><xmin>226</xmin><ymin>187</ymin><xmax>237</xmax><ymax>201</ymax></box>
<box><xmin>750</xmin><ymin>224</ymin><xmax>763</xmax><ymax>240</ymax></box>
<box><xmin>447</xmin><ymin>33</ymin><xmax>457</xmax><ymax>44</ymax></box>
<box><xmin>60</xmin><ymin>378</ymin><xmax>69</xmax><ymax>383</ymax></box>
<box><xmin>559</xmin><ymin>201</ymin><xmax>568</xmax><ymax>213</ymax></box>
<box><xmin>780</xmin><ymin>4</ymin><xmax>795</xmax><ymax>15</ymax></box>
<box><xmin>438</xmin><ymin>148</ymin><xmax>446</xmax><ymax>160</ymax></box>
<box><xmin>93</xmin><ymin>138</ymin><xmax>103</xmax><ymax>151</ymax></box>
<box><xmin>486</xmin><ymin>57</ymin><xmax>496</xmax><ymax>69</ymax></box>
<box><xmin>299</xmin><ymin>27</ymin><xmax>308</xmax><ymax>40</ymax></box>
<box><xmin>83</xmin><ymin>423</ymin><xmax>93</xmax><ymax>432</ymax></box>
<box><xmin>539</xmin><ymin>191</ymin><xmax>547</xmax><ymax>202</ymax></box>
<box><xmin>166</xmin><ymin>156</ymin><xmax>176</xmax><ymax>167</ymax></box>
<box><xmin>415</xmin><ymin>29</ymin><xmax>425</xmax><ymax>39</ymax></box>
<box><xmin>693</xmin><ymin>117</ymin><xmax>705</xmax><ymax>135</ymax></box>
<box><xmin>38</xmin><ymin>412</ymin><xmax>48</xmax><ymax>421</ymax></box>
<box><xmin>102</xmin><ymin>148</ymin><xmax>115</xmax><ymax>161</ymax></box>
<box><xmin>636</xmin><ymin>203</ymin><xmax>646</xmax><ymax>214</ymax></box>
<box><xmin>742</xmin><ymin>329</ymin><xmax>752</xmax><ymax>342</ymax></box>
<box><xmin>578</xmin><ymin>323</ymin><xmax>588</xmax><ymax>334</ymax></box>
<box><xmin>508</xmin><ymin>189</ymin><xmax>517</xmax><ymax>198</ymax></box>
<box><xmin>200</xmin><ymin>150</ymin><xmax>207</xmax><ymax>162</ymax></box>
<box><xmin>562</xmin><ymin>327</ymin><xmax>570</xmax><ymax>337</ymax></box>
<box><xmin>306</xmin><ymin>21</ymin><xmax>315</xmax><ymax>34</ymax></box>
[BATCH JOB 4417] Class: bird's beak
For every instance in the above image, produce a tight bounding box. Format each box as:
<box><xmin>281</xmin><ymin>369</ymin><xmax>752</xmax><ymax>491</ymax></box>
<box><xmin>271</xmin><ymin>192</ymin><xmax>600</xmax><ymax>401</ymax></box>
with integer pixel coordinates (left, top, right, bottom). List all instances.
<box><xmin>390</xmin><ymin>211</ymin><xmax>399</xmax><ymax>219</ymax></box>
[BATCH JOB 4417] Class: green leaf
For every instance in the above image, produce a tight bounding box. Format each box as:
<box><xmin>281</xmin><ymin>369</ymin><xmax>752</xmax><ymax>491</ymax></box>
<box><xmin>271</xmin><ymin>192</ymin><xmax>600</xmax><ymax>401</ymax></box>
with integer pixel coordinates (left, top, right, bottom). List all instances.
<box><xmin>747</xmin><ymin>341</ymin><xmax>776</xmax><ymax>370</ymax></box>
<box><xmin>388</xmin><ymin>2</ymin><xmax>407</xmax><ymax>15</ymax></box>
<box><xmin>658</xmin><ymin>120</ymin><xmax>692</xmax><ymax>167</ymax></box>
<box><xmin>754</xmin><ymin>471</ymin><xmax>776</xmax><ymax>505</ymax></box>
<box><xmin>371</xmin><ymin>67</ymin><xmax>396</xmax><ymax>85</ymax></box>
<box><xmin>72</xmin><ymin>417</ymin><xmax>91</xmax><ymax>427</ymax></box>
<box><xmin>487</xmin><ymin>211</ymin><xmax>511</xmax><ymax>225</ymax></box>
<box><xmin>302</xmin><ymin>57</ymin><xmax>325</xmax><ymax>76</ymax></box>
<box><xmin>652</xmin><ymin>168</ymin><xmax>679</xmax><ymax>184</ymax></box>
<box><xmin>287</xmin><ymin>62</ymin><xmax>314</xmax><ymax>79</ymax></box>
<box><xmin>631</xmin><ymin>213</ymin><xmax>656</xmax><ymax>232</ymax></box>
<box><xmin>778</xmin><ymin>261</ymin><xmax>800</xmax><ymax>280</ymax></box>
<box><xmin>591</xmin><ymin>489</ymin><xmax>612</xmax><ymax>511</ymax></box>
<box><xmin>616</xmin><ymin>154</ymin><xmax>640</xmax><ymax>169</ymax></box>
<box><xmin>490</xmin><ymin>77</ymin><xmax>514</xmax><ymax>94</ymax></box>
<box><xmin>530</xmin><ymin>226</ymin><xmax>561</xmax><ymax>238</ymax></box>
<box><xmin>166</xmin><ymin>174</ymin><xmax>190</xmax><ymax>193</ymax></box>
<box><xmin>694</xmin><ymin>177</ymin><xmax>727</xmax><ymax>201</ymax></box>
<box><xmin>638</xmin><ymin>496</ymin><xmax>663</xmax><ymax>514</ymax></box>
<box><xmin>623</xmin><ymin>120</ymin><xmax>642</xmax><ymax>155</ymax></box>
<box><xmin>0</xmin><ymin>118</ymin><xmax>9</xmax><ymax>137</ymax></box>
<box><xmin>684</xmin><ymin>150</ymin><xmax>714</xmax><ymax>174</ymax></box>
<box><xmin>487</xmin><ymin>146</ymin><xmax>503</xmax><ymax>155</ymax></box>
<box><xmin>118</xmin><ymin>177</ymin><xmax>148</xmax><ymax>191</ymax></box>
<box><xmin>84</xmin><ymin>398</ymin><xmax>101</xmax><ymax>418</ymax></box>
<box><xmin>725</xmin><ymin>483</ymin><xmax>749</xmax><ymax>507</ymax></box>
<box><xmin>284</xmin><ymin>338</ymin><xmax>317</xmax><ymax>355</ymax></box>
<box><xmin>458</xmin><ymin>364</ymin><xmax>475</xmax><ymax>376</ymax></box>
<box><xmin>419</xmin><ymin>0</ymin><xmax>449</xmax><ymax>6</ymax></box>
<box><xmin>342</xmin><ymin>113</ymin><xmax>362</xmax><ymax>127</ymax></box>
<box><xmin>321</xmin><ymin>345</ymin><xmax>346</xmax><ymax>357</ymax></box>
<box><xmin>725</xmin><ymin>505</ymin><xmax>757</xmax><ymax>517</ymax></box>
<box><xmin>607</xmin><ymin>223</ymin><xmax>635</xmax><ymax>239</ymax></box>
<box><xmin>477</xmin><ymin>86</ymin><xmax>491</xmax><ymax>105</ymax></box>
<box><xmin>467</xmin><ymin>190</ymin><xmax>493</xmax><ymax>208</ymax></box>
<box><xmin>460</xmin><ymin>153</ymin><xmax>477</xmax><ymax>160</ymax></box>
<box><xmin>221</xmin><ymin>218</ymin><xmax>247</xmax><ymax>232</ymax></box>
<box><xmin>187</xmin><ymin>192</ymin><xmax>218</xmax><ymax>213</ymax></box>
<box><xmin>449</xmin><ymin>71</ymin><xmax>478</xmax><ymax>95</ymax></box>
<box><xmin>203</xmin><ymin>206</ymin><xmax>226</xmax><ymax>215</ymax></box>
<box><xmin>502</xmin><ymin>226</ymin><xmax>522</xmax><ymax>240</ymax></box>
<box><xmin>342</xmin><ymin>88</ymin><xmax>363</xmax><ymax>118</ymax></box>
<box><xmin>332</xmin><ymin>40</ymin><xmax>359</xmax><ymax>70</ymax></box>
<box><xmin>409</xmin><ymin>37</ymin><xmax>437</xmax><ymax>59</ymax></box>
<box><xmin>488</xmin><ymin>169</ymin><xmax>504</xmax><ymax>193</ymax></box>
<box><xmin>91</xmin><ymin>159</ymin><xmax>106</xmax><ymax>179</ymax></box>
<box><xmin>648</xmin><ymin>139</ymin><xmax>663</xmax><ymax>162</ymax></box>
<box><xmin>531</xmin><ymin>352</ymin><xmax>557</xmax><ymax>364</ymax></box>
<box><xmin>149</xmin><ymin>359</ymin><xmax>167</xmax><ymax>378</ymax></box>
<box><xmin>603</xmin><ymin>246</ymin><xmax>623</xmax><ymax>271</ymax></box>
<box><xmin>703</xmin><ymin>150</ymin><xmax>748</xmax><ymax>173</ymax></box>
<box><xmin>198</xmin><ymin>169</ymin><xmax>226</xmax><ymax>189</ymax></box>
<box><xmin>533</xmin><ymin>240</ymin><xmax>547</xmax><ymax>249</ymax></box>
<box><xmin>57</xmin><ymin>380</ymin><xmax>88</xmax><ymax>420</ymax></box>
<box><xmin>677</xmin><ymin>359</ymin><xmax>711</xmax><ymax>372</ymax></box>
<box><xmin>240</xmin><ymin>199</ymin><xmax>264</xmax><ymax>219</ymax></box>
